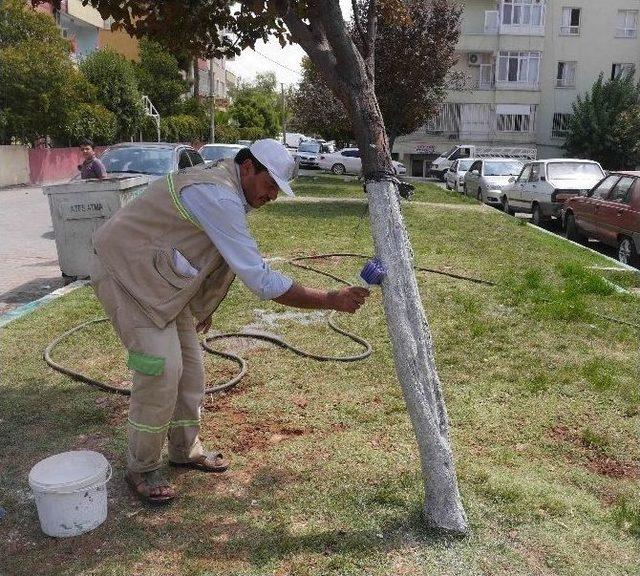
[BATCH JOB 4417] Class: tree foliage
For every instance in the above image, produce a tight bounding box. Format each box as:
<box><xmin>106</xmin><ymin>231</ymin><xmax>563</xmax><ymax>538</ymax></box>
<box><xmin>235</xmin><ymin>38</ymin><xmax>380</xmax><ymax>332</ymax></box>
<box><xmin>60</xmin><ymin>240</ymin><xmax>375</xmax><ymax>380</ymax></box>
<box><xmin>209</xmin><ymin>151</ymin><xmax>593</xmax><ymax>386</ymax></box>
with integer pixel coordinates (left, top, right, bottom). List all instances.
<box><xmin>0</xmin><ymin>0</ymin><xmax>88</xmax><ymax>145</ymax></box>
<box><xmin>80</xmin><ymin>48</ymin><xmax>145</xmax><ymax>141</ymax></box>
<box><xmin>227</xmin><ymin>72</ymin><xmax>281</xmax><ymax>138</ymax></box>
<box><xmin>565</xmin><ymin>72</ymin><xmax>640</xmax><ymax>170</ymax></box>
<box><xmin>136</xmin><ymin>38</ymin><xmax>189</xmax><ymax>117</ymax></box>
<box><xmin>63</xmin><ymin>103</ymin><xmax>118</xmax><ymax>146</ymax></box>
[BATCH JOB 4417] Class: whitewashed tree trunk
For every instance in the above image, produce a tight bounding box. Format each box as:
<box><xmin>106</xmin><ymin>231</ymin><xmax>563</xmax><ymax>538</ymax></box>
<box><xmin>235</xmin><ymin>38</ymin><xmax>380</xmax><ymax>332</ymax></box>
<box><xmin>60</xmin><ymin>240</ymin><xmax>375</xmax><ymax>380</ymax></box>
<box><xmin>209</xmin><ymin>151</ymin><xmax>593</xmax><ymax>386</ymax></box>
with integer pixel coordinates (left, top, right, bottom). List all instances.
<box><xmin>277</xmin><ymin>0</ymin><xmax>468</xmax><ymax>535</ymax></box>
<box><xmin>366</xmin><ymin>179</ymin><xmax>468</xmax><ymax>534</ymax></box>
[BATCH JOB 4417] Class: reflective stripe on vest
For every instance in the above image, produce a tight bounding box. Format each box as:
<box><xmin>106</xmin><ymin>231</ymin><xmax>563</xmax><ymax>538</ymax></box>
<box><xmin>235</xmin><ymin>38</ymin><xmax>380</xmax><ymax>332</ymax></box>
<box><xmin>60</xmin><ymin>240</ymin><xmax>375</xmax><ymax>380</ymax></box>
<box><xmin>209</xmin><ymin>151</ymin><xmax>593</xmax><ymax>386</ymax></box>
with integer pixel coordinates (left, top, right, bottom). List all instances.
<box><xmin>166</xmin><ymin>173</ymin><xmax>203</xmax><ymax>229</ymax></box>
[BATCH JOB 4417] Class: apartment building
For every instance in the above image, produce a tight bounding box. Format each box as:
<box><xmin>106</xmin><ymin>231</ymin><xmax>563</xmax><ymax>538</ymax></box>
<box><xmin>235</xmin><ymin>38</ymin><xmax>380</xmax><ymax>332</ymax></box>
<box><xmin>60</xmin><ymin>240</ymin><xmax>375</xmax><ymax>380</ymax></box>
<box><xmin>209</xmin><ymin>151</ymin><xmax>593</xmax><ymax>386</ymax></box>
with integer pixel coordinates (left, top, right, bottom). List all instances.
<box><xmin>37</xmin><ymin>0</ymin><xmax>140</xmax><ymax>61</ymax></box>
<box><xmin>193</xmin><ymin>58</ymin><xmax>237</xmax><ymax>106</ymax></box>
<box><xmin>394</xmin><ymin>0</ymin><xmax>640</xmax><ymax>176</ymax></box>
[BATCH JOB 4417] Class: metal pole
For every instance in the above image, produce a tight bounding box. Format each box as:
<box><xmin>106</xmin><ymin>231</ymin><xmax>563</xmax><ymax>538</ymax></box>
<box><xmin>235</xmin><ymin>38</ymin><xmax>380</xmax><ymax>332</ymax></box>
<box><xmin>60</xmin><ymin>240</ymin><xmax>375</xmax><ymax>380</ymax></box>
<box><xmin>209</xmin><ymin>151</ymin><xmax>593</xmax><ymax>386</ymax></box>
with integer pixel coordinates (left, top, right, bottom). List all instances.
<box><xmin>281</xmin><ymin>83</ymin><xmax>286</xmax><ymax>146</ymax></box>
<box><xmin>210</xmin><ymin>59</ymin><xmax>216</xmax><ymax>143</ymax></box>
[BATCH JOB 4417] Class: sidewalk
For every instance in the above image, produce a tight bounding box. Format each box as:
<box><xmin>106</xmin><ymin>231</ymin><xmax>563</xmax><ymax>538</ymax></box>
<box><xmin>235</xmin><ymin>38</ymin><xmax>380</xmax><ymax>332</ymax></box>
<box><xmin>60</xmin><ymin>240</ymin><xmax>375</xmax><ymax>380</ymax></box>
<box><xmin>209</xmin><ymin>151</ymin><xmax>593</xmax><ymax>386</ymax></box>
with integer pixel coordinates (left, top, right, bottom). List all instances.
<box><xmin>0</xmin><ymin>183</ymin><xmax>64</xmax><ymax>314</ymax></box>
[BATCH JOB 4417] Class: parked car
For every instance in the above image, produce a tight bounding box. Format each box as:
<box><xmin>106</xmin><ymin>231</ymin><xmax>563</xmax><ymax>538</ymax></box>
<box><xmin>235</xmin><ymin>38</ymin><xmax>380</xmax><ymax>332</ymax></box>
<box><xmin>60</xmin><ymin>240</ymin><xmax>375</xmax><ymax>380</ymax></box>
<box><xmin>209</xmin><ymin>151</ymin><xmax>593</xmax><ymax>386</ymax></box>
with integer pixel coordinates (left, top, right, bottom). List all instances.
<box><xmin>562</xmin><ymin>171</ymin><xmax>640</xmax><ymax>266</ymax></box>
<box><xmin>97</xmin><ymin>142</ymin><xmax>204</xmax><ymax>181</ymax></box>
<box><xmin>317</xmin><ymin>148</ymin><xmax>406</xmax><ymax>175</ymax></box>
<box><xmin>463</xmin><ymin>158</ymin><xmax>523</xmax><ymax>206</ymax></box>
<box><xmin>295</xmin><ymin>140</ymin><xmax>322</xmax><ymax>169</ymax></box>
<box><xmin>503</xmin><ymin>159</ymin><xmax>605</xmax><ymax>225</ymax></box>
<box><xmin>445</xmin><ymin>158</ymin><xmax>475</xmax><ymax>192</ymax></box>
<box><xmin>199</xmin><ymin>143</ymin><xmax>244</xmax><ymax>164</ymax></box>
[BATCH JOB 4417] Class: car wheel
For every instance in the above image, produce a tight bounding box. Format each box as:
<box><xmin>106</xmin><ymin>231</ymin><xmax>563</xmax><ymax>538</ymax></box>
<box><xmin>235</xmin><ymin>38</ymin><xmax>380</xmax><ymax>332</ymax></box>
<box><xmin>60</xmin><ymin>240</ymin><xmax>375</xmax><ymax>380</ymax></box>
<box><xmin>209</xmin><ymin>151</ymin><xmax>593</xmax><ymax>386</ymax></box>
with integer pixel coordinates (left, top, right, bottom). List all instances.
<box><xmin>445</xmin><ymin>181</ymin><xmax>452</xmax><ymax>190</ymax></box>
<box><xmin>532</xmin><ymin>204</ymin><xmax>546</xmax><ymax>227</ymax></box>
<box><xmin>617</xmin><ymin>236</ymin><xmax>639</xmax><ymax>267</ymax></box>
<box><xmin>476</xmin><ymin>188</ymin><xmax>483</xmax><ymax>202</ymax></box>
<box><xmin>503</xmin><ymin>196</ymin><xmax>514</xmax><ymax>216</ymax></box>
<box><xmin>565</xmin><ymin>213</ymin><xmax>586</xmax><ymax>244</ymax></box>
<box><xmin>331</xmin><ymin>163</ymin><xmax>346</xmax><ymax>175</ymax></box>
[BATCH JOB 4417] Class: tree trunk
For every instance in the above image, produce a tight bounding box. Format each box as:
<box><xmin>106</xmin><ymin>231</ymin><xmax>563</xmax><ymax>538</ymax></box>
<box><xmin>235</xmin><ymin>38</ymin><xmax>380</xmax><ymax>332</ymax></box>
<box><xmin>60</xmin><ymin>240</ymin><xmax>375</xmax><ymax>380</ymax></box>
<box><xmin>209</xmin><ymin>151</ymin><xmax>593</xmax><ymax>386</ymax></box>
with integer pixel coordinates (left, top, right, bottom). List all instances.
<box><xmin>278</xmin><ymin>0</ymin><xmax>468</xmax><ymax>535</ymax></box>
<box><xmin>352</xmin><ymin>89</ymin><xmax>467</xmax><ymax>534</ymax></box>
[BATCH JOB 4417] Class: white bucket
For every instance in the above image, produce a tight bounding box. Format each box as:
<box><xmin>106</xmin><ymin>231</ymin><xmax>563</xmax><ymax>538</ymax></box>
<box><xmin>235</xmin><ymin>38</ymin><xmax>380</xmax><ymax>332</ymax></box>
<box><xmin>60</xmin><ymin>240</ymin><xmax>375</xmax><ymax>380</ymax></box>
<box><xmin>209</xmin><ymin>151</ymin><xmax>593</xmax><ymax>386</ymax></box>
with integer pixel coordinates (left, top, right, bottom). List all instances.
<box><xmin>28</xmin><ymin>450</ymin><xmax>112</xmax><ymax>538</ymax></box>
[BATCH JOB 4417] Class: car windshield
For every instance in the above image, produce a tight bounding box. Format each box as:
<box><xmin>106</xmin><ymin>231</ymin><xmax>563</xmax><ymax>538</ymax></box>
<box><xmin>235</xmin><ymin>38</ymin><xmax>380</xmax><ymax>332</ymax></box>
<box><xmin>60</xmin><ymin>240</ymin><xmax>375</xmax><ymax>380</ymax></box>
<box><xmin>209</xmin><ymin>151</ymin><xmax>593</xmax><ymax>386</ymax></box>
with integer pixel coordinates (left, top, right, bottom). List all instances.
<box><xmin>546</xmin><ymin>162</ymin><xmax>604</xmax><ymax>180</ymax></box>
<box><xmin>458</xmin><ymin>159</ymin><xmax>474</xmax><ymax>171</ymax></box>
<box><xmin>100</xmin><ymin>147</ymin><xmax>173</xmax><ymax>175</ymax></box>
<box><xmin>484</xmin><ymin>161</ymin><xmax>522</xmax><ymax>176</ymax></box>
<box><xmin>200</xmin><ymin>145</ymin><xmax>242</xmax><ymax>161</ymax></box>
<box><xmin>298</xmin><ymin>141</ymin><xmax>321</xmax><ymax>153</ymax></box>
<box><xmin>441</xmin><ymin>146</ymin><xmax>458</xmax><ymax>159</ymax></box>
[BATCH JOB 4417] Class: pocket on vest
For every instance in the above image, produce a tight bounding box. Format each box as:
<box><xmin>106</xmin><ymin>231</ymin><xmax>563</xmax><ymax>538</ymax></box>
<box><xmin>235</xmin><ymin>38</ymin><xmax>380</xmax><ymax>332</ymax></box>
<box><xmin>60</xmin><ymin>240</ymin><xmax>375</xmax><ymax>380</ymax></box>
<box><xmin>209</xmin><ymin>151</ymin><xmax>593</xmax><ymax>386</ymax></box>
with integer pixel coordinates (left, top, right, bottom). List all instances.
<box><xmin>153</xmin><ymin>250</ymin><xmax>193</xmax><ymax>289</ymax></box>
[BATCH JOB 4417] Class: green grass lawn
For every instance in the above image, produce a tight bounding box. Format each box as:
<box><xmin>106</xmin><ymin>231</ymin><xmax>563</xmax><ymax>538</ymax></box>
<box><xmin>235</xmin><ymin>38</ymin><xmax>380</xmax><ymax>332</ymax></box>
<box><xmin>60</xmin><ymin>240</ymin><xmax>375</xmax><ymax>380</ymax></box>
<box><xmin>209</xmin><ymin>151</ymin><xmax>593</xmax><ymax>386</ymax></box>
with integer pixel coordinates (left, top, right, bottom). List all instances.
<box><xmin>1</xmin><ymin>179</ymin><xmax>639</xmax><ymax>575</ymax></box>
<box><xmin>291</xmin><ymin>173</ymin><xmax>474</xmax><ymax>204</ymax></box>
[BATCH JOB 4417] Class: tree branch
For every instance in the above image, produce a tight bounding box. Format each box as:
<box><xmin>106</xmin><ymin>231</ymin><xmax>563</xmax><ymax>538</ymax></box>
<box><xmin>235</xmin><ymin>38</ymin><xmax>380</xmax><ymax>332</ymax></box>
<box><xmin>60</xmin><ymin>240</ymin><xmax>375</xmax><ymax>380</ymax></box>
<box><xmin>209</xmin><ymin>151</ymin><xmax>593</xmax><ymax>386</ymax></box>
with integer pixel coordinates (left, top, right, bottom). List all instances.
<box><xmin>365</xmin><ymin>0</ymin><xmax>376</xmax><ymax>83</ymax></box>
<box><xmin>351</xmin><ymin>0</ymin><xmax>367</xmax><ymax>47</ymax></box>
<box><xmin>272</xmin><ymin>0</ymin><xmax>339</xmax><ymax>91</ymax></box>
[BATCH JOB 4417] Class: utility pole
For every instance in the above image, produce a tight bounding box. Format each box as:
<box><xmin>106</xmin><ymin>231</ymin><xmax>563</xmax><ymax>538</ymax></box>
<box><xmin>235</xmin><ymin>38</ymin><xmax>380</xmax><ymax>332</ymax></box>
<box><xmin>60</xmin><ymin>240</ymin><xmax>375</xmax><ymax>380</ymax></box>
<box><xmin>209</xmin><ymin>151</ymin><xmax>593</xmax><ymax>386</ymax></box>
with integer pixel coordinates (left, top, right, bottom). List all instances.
<box><xmin>209</xmin><ymin>59</ymin><xmax>216</xmax><ymax>143</ymax></box>
<box><xmin>281</xmin><ymin>82</ymin><xmax>286</xmax><ymax>146</ymax></box>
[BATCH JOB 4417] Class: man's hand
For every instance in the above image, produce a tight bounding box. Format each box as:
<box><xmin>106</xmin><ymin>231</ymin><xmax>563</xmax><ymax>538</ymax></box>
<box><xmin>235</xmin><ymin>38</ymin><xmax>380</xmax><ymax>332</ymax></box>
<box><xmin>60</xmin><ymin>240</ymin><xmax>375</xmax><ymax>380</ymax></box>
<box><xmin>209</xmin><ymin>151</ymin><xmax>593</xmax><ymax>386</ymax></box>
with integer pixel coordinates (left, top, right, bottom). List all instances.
<box><xmin>196</xmin><ymin>315</ymin><xmax>212</xmax><ymax>333</ymax></box>
<box><xmin>329</xmin><ymin>286</ymin><xmax>370</xmax><ymax>313</ymax></box>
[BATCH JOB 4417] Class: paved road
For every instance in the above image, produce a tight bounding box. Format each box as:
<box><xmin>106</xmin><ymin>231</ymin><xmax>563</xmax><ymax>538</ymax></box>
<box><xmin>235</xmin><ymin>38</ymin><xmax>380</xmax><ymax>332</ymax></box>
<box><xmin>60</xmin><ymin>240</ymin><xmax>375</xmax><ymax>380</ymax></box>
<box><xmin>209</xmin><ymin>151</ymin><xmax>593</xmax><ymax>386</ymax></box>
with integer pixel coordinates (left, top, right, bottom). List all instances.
<box><xmin>0</xmin><ymin>185</ymin><xmax>64</xmax><ymax>314</ymax></box>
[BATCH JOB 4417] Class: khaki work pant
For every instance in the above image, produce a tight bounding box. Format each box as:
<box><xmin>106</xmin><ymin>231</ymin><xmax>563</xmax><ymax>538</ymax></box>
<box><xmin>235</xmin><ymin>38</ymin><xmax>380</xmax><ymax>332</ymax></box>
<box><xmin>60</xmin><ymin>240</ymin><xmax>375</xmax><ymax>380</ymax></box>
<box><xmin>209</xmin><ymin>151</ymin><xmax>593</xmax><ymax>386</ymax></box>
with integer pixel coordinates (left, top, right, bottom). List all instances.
<box><xmin>91</xmin><ymin>259</ymin><xmax>206</xmax><ymax>473</ymax></box>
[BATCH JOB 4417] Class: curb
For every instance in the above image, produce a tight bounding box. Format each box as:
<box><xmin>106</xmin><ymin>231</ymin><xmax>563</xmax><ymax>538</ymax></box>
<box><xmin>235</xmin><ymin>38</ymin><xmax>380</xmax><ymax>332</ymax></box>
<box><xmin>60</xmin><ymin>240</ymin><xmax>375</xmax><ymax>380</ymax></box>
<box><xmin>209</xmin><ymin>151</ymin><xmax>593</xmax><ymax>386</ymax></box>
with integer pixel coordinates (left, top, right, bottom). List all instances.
<box><xmin>524</xmin><ymin>221</ymin><xmax>640</xmax><ymax>274</ymax></box>
<box><xmin>0</xmin><ymin>280</ymin><xmax>90</xmax><ymax>329</ymax></box>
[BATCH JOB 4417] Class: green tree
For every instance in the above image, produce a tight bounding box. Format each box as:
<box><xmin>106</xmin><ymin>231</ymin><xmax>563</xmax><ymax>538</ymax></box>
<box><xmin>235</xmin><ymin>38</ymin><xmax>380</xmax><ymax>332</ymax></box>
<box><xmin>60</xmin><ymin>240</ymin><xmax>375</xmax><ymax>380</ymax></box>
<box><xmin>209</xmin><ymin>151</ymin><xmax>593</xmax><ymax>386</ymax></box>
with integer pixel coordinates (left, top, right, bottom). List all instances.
<box><xmin>565</xmin><ymin>72</ymin><xmax>640</xmax><ymax>170</ymax></box>
<box><xmin>291</xmin><ymin>0</ymin><xmax>460</xmax><ymax>150</ymax></box>
<box><xmin>0</xmin><ymin>0</ymin><xmax>87</xmax><ymax>145</ymax></box>
<box><xmin>136</xmin><ymin>38</ymin><xmax>189</xmax><ymax>117</ymax></box>
<box><xmin>80</xmin><ymin>48</ymin><xmax>145</xmax><ymax>141</ymax></box>
<box><xmin>227</xmin><ymin>72</ymin><xmax>281</xmax><ymax>138</ymax></box>
<box><xmin>62</xmin><ymin>103</ymin><xmax>118</xmax><ymax>146</ymax></box>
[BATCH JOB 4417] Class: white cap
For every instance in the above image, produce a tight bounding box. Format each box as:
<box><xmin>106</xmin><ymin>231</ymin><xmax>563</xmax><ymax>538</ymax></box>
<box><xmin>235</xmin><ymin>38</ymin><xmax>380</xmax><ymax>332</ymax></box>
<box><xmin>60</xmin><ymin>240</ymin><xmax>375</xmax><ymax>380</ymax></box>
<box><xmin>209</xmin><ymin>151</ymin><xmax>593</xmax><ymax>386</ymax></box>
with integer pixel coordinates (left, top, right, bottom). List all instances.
<box><xmin>249</xmin><ymin>138</ymin><xmax>296</xmax><ymax>196</ymax></box>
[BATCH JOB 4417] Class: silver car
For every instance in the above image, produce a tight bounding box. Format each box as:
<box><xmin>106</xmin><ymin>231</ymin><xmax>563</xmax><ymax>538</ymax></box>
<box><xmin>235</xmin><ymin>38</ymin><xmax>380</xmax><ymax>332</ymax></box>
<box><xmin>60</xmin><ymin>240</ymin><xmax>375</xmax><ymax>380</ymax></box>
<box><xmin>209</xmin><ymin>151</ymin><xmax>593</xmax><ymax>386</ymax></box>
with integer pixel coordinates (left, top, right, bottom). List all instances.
<box><xmin>463</xmin><ymin>158</ymin><xmax>524</xmax><ymax>206</ymax></box>
<box><xmin>445</xmin><ymin>158</ymin><xmax>475</xmax><ymax>192</ymax></box>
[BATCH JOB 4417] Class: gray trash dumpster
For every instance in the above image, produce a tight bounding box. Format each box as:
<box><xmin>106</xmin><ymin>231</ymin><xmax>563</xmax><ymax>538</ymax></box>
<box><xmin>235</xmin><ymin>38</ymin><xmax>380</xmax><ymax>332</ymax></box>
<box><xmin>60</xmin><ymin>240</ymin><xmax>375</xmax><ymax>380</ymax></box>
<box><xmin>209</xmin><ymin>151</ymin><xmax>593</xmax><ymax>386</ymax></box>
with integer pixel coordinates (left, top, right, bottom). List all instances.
<box><xmin>43</xmin><ymin>176</ymin><xmax>150</xmax><ymax>280</ymax></box>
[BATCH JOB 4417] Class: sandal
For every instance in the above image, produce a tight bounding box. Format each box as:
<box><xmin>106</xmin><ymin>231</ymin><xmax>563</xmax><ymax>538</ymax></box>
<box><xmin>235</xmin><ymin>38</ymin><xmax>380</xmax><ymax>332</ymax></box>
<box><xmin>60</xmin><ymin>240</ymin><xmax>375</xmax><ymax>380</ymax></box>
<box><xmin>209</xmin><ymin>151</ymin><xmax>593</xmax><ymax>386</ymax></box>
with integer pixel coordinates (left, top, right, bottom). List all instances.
<box><xmin>126</xmin><ymin>469</ymin><xmax>176</xmax><ymax>505</ymax></box>
<box><xmin>169</xmin><ymin>451</ymin><xmax>229</xmax><ymax>473</ymax></box>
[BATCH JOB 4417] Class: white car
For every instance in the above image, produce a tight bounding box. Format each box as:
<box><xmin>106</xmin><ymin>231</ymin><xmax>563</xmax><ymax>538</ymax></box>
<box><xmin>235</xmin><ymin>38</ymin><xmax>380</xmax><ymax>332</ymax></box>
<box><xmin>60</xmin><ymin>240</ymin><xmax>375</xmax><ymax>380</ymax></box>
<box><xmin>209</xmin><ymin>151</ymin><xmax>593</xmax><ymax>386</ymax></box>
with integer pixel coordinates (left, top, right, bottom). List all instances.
<box><xmin>445</xmin><ymin>158</ymin><xmax>475</xmax><ymax>192</ymax></box>
<box><xmin>503</xmin><ymin>159</ymin><xmax>606</xmax><ymax>225</ymax></box>
<box><xmin>199</xmin><ymin>143</ymin><xmax>244</xmax><ymax>164</ymax></box>
<box><xmin>463</xmin><ymin>158</ymin><xmax>524</xmax><ymax>206</ymax></box>
<box><xmin>318</xmin><ymin>148</ymin><xmax>406</xmax><ymax>175</ymax></box>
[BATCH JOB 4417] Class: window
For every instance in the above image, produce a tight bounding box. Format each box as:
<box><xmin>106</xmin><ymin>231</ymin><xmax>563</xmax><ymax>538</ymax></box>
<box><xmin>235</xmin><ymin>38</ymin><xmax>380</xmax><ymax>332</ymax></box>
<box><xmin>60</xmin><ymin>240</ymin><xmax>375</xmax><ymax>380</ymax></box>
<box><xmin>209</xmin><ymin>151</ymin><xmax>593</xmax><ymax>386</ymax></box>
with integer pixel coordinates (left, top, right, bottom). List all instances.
<box><xmin>556</xmin><ymin>62</ymin><xmax>576</xmax><ymax>87</ymax></box>
<box><xmin>497</xmin><ymin>51</ymin><xmax>541</xmax><ymax>86</ymax></box>
<box><xmin>186</xmin><ymin>149</ymin><xmax>204</xmax><ymax>166</ymax></box>
<box><xmin>178</xmin><ymin>151</ymin><xmax>192</xmax><ymax>169</ymax></box>
<box><xmin>560</xmin><ymin>7</ymin><xmax>580</xmax><ymax>35</ymax></box>
<box><xmin>497</xmin><ymin>113</ymin><xmax>532</xmax><ymax>132</ymax></box>
<box><xmin>616</xmin><ymin>10</ymin><xmax>638</xmax><ymax>38</ymax></box>
<box><xmin>552</xmin><ymin>113</ymin><xmax>572</xmax><ymax>138</ymax></box>
<box><xmin>611</xmin><ymin>63</ymin><xmax>635</xmax><ymax>79</ymax></box>
<box><xmin>609</xmin><ymin>177</ymin><xmax>635</xmax><ymax>203</ymax></box>
<box><xmin>470</xmin><ymin>161</ymin><xmax>482</xmax><ymax>173</ymax></box>
<box><xmin>501</xmin><ymin>0</ymin><xmax>545</xmax><ymax>27</ymax></box>
<box><xmin>530</xmin><ymin>163</ymin><xmax>542</xmax><ymax>181</ymax></box>
<box><xmin>590</xmin><ymin>175</ymin><xmax>620</xmax><ymax>199</ymax></box>
<box><xmin>517</xmin><ymin>165</ymin><xmax>532</xmax><ymax>182</ymax></box>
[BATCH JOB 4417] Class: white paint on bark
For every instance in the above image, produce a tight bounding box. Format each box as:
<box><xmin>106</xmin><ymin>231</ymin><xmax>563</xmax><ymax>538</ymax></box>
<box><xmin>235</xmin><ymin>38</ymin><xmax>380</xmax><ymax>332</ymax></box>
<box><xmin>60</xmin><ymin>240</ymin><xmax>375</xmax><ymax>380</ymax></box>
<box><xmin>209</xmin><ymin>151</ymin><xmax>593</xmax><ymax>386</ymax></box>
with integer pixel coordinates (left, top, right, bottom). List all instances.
<box><xmin>366</xmin><ymin>179</ymin><xmax>468</xmax><ymax>534</ymax></box>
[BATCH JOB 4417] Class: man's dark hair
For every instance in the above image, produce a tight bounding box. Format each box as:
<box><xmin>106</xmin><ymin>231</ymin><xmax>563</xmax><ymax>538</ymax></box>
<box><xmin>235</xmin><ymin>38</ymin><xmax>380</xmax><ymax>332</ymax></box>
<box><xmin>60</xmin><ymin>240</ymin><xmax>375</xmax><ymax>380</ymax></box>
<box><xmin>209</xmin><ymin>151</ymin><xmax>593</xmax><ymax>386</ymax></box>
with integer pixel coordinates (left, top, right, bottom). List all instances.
<box><xmin>234</xmin><ymin>148</ymin><xmax>267</xmax><ymax>172</ymax></box>
<box><xmin>79</xmin><ymin>138</ymin><xmax>94</xmax><ymax>148</ymax></box>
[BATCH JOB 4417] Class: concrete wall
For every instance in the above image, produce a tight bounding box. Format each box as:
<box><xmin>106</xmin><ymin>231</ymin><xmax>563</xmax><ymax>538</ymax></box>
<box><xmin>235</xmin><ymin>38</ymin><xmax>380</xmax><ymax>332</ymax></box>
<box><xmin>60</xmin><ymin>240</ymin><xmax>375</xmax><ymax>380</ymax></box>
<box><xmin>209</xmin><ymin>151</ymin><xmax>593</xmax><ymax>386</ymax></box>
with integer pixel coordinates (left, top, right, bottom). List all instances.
<box><xmin>0</xmin><ymin>146</ymin><xmax>30</xmax><ymax>188</ymax></box>
<box><xmin>28</xmin><ymin>147</ymin><xmax>106</xmax><ymax>185</ymax></box>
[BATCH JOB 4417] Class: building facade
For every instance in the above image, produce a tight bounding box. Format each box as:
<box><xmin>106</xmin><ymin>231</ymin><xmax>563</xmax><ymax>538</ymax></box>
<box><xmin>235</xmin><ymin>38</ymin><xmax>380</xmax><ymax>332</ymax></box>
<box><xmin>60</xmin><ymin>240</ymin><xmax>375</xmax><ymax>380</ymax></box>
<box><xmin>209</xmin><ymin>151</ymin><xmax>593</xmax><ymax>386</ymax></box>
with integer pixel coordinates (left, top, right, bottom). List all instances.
<box><xmin>192</xmin><ymin>58</ymin><xmax>237</xmax><ymax>107</ymax></box>
<box><xmin>394</xmin><ymin>0</ymin><xmax>640</xmax><ymax>176</ymax></box>
<box><xmin>36</xmin><ymin>0</ymin><xmax>139</xmax><ymax>61</ymax></box>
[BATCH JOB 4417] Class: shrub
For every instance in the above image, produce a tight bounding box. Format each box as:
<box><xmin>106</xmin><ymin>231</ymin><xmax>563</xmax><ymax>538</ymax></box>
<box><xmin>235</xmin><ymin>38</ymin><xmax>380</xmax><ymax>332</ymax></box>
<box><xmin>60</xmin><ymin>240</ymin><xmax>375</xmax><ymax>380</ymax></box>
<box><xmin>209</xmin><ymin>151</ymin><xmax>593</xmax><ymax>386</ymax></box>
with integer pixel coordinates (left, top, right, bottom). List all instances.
<box><xmin>62</xmin><ymin>103</ymin><xmax>118</xmax><ymax>146</ymax></box>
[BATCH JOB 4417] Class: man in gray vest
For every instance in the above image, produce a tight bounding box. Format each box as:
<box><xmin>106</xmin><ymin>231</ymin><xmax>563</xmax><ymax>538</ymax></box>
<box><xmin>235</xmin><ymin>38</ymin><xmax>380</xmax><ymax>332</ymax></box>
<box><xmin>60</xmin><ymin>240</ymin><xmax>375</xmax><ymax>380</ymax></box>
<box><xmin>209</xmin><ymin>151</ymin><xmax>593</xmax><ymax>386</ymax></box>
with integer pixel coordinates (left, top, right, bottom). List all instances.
<box><xmin>91</xmin><ymin>139</ymin><xmax>369</xmax><ymax>504</ymax></box>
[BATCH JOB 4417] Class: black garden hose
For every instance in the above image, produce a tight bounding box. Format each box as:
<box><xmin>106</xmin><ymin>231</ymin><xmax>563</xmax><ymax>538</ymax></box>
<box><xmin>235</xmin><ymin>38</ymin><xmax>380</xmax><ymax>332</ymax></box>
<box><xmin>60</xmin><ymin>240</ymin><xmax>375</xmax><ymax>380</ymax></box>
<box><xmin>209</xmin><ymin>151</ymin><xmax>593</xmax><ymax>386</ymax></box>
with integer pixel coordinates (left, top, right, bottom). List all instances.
<box><xmin>43</xmin><ymin>253</ymin><xmax>495</xmax><ymax>396</ymax></box>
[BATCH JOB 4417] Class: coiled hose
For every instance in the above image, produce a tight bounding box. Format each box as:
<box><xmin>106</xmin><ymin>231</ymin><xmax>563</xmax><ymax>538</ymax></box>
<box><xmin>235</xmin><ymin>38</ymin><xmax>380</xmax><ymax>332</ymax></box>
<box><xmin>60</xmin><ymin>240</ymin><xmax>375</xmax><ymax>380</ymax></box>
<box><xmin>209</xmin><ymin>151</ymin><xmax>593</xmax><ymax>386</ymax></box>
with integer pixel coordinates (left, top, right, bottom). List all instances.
<box><xmin>44</xmin><ymin>253</ymin><xmax>495</xmax><ymax>396</ymax></box>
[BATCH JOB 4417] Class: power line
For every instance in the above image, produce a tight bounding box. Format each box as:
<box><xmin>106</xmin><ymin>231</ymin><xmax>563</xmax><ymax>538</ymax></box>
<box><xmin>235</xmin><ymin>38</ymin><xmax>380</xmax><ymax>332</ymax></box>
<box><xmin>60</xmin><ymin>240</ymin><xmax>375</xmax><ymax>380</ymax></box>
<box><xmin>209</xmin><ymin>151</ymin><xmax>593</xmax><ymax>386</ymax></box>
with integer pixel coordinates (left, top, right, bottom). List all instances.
<box><xmin>252</xmin><ymin>48</ymin><xmax>302</xmax><ymax>76</ymax></box>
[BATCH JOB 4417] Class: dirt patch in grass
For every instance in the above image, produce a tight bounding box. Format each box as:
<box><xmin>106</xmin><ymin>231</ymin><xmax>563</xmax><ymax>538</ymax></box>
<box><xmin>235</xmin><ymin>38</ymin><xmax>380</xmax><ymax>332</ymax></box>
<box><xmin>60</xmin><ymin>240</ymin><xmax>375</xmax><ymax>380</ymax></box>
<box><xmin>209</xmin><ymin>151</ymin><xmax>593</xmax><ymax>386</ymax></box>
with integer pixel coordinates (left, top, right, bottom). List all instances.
<box><xmin>203</xmin><ymin>389</ymin><xmax>313</xmax><ymax>454</ymax></box>
<box><xmin>550</xmin><ymin>425</ymin><xmax>640</xmax><ymax>479</ymax></box>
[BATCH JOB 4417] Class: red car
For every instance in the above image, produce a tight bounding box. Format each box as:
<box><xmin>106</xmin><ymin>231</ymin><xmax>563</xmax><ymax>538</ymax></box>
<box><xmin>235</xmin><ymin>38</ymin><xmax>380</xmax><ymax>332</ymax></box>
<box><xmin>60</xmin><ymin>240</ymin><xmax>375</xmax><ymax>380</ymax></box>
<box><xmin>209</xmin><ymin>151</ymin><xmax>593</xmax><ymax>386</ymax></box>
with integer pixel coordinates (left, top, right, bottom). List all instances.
<box><xmin>563</xmin><ymin>171</ymin><xmax>640</xmax><ymax>266</ymax></box>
